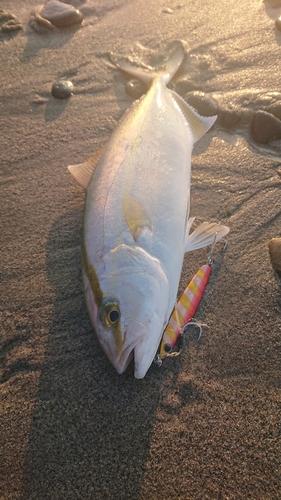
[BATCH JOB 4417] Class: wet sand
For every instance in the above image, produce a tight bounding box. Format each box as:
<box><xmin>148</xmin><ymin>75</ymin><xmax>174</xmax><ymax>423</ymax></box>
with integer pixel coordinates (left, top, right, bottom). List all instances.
<box><xmin>1</xmin><ymin>1</ymin><xmax>281</xmax><ymax>499</ymax></box>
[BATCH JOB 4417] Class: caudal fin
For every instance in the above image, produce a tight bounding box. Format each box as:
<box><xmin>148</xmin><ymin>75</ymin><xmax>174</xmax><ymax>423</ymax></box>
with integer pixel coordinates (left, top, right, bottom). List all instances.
<box><xmin>110</xmin><ymin>44</ymin><xmax>185</xmax><ymax>87</ymax></box>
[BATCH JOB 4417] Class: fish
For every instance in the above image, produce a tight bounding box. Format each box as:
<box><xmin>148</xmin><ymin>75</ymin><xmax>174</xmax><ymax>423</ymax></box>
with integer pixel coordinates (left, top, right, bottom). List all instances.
<box><xmin>68</xmin><ymin>44</ymin><xmax>229</xmax><ymax>379</ymax></box>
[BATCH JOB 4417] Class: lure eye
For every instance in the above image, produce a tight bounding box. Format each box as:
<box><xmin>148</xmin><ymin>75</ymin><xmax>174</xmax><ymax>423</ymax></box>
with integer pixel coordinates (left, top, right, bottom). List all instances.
<box><xmin>99</xmin><ymin>298</ymin><xmax>120</xmax><ymax>328</ymax></box>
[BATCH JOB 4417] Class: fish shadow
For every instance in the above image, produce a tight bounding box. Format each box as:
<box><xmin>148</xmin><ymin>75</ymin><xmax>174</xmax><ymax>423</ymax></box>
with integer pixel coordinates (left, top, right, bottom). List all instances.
<box><xmin>44</xmin><ymin>95</ymin><xmax>70</xmax><ymax>122</ymax></box>
<box><xmin>19</xmin><ymin>207</ymin><xmax>164</xmax><ymax>500</ymax></box>
<box><xmin>21</xmin><ymin>22</ymin><xmax>82</xmax><ymax>63</ymax></box>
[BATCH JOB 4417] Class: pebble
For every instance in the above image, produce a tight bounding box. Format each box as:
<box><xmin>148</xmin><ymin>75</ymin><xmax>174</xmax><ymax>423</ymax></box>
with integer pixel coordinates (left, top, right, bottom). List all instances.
<box><xmin>175</xmin><ymin>78</ymin><xmax>197</xmax><ymax>96</ymax></box>
<box><xmin>61</xmin><ymin>0</ymin><xmax>86</xmax><ymax>7</ymax></box>
<box><xmin>267</xmin><ymin>0</ymin><xmax>281</xmax><ymax>6</ymax></box>
<box><xmin>251</xmin><ymin>110</ymin><xmax>281</xmax><ymax>143</ymax></box>
<box><xmin>162</xmin><ymin>8</ymin><xmax>174</xmax><ymax>14</ymax></box>
<box><xmin>218</xmin><ymin>106</ymin><xmax>240</xmax><ymax>128</ymax></box>
<box><xmin>176</xmin><ymin>78</ymin><xmax>197</xmax><ymax>97</ymax></box>
<box><xmin>268</xmin><ymin>238</ymin><xmax>281</xmax><ymax>276</ymax></box>
<box><xmin>41</xmin><ymin>1</ymin><xmax>83</xmax><ymax>28</ymax></box>
<box><xmin>51</xmin><ymin>80</ymin><xmax>74</xmax><ymax>98</ymax></box>
<box><xmin>184</xmin><ymin>91</ymin><xmax>218</xmax><ymax>117</ymax></box>
<box><xmin>125</xmin><ymin>80</ymin><xmax>145</xmax><ymax>99</ymax></box>
<box><xmin>224</xmin><ymin>204</ymin><xmax>235</xmax><ymax>217</ymax></box>
<box><xmin>275</xmin><ymin>16</ymin><xmax>281</xmax><ymax>31</ymax></box>
<box><xmin>265</xmin><ymin>103</ymin><xmax>281</xmax><ymax>120</ymax></box>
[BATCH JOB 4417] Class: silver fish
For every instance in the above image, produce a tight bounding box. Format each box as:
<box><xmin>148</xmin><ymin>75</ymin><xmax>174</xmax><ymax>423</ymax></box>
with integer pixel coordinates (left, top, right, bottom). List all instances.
<box><xmin>68</xmin><ymin>45</ymin><xmax>229</xmax><ymax>378</ymax></box>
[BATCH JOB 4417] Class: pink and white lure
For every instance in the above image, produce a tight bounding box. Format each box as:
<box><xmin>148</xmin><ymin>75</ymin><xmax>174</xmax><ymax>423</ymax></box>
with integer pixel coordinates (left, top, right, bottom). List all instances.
<box><xmin>159</xmin><ymin>263</ymin><xmax>211</xmax><ymax>359</ymax></box>
<box><xmin>156</xmin><ymin>237</ymin><xmax>226</xmax><ymax>363</ymax></box>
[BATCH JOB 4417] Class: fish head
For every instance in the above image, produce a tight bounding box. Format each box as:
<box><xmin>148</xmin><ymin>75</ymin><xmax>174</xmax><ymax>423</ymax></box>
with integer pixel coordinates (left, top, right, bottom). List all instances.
<box><xmin>84</xmin><ymin>244</ymin><xmax>170</xmax><ymax>378</ymax></box>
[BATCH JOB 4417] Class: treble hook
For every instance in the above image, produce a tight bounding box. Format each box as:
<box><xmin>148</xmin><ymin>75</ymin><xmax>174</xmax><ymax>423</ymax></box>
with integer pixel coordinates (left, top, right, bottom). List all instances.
<box><xmin>154</xmin><ymin>319</ymin><xmax>204</xmax><ymax>364</ymax></box>
<box><xmin>207</xmin><ymin>234</ymin><xmax>228</xmax><ymax>266</ymax></box>
<box><xmin>181</xmin><ymin>319</ymin><xmax>204</xmax><ymax>341</ymax></box>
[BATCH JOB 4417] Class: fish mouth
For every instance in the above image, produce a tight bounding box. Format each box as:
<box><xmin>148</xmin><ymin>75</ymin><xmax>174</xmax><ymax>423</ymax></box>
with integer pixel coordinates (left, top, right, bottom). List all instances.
<box><xmin>114</xmin><ymin>342</ymin><xmax>135</xmax><ymax>374</ymax></box>
<box><xmin>113</xmin><ymin>320</ymin><xmax>163</xmax><ymax>379</ymax></box>
<box><xmin>112</xmin><ymin>320</ymin><xmax>149</xmax><ymax>375</ymax></box>
<box><xmin>133</xmin><ymin>324</ymin><xmax>164</xmax><ymax>379</ymax></box>
<box><xmin>133</xmin><ymin>343</ymin><xmax>159</xmax><ymax>380</ymax></box>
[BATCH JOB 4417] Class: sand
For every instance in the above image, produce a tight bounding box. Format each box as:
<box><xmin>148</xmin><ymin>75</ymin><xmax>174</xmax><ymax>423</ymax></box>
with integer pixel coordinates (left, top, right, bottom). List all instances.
<box><xmin>1</xmin><ymin>1</ymin><xmax>281</xmax><ymax>499</ymax></box>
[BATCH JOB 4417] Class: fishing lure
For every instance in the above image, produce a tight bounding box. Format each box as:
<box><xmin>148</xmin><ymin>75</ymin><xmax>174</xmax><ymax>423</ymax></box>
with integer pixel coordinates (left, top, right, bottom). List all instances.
<box><xmin>155</xmin><ymin>235</ymin><xmax>226</xmax><ymax>365</ymax></box>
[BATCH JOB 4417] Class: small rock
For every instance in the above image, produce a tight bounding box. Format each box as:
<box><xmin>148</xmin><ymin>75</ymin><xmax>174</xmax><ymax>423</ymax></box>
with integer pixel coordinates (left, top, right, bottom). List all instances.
<box><xmin>267</xmin><ymin>0</ymin><xmax>281</xmax><ymax>6</ymax></box>
<box><xmin>265</xmin><ymin>103</ymin><xmax>281</xmax><ymax>120</ymax></box>
<box><xmin>224</xmin><ymin>205</ymin><xmax>235</xmax><ymax>217</ymax></box>
<box><xmin>175</xmin><ymin>78</ymin><xmax>197</xmax><ymax>96</ymax></box>
<box><xmin>184</xmin><ymin>91</ymin><xmax>218</xmax><ymax>117</ymax></box>
<box><xmin>41</xmin><ymin>0</ymin><xmax>83</xmax><ymax>28</ymax></box>
<box><xmin>125</xmin><ymin>80</ymin><xmax>145</xmax><ymax>99</ymax></box>
<box><xmin>51</xmin><ymin>80</ymin><xmax>74</xmax><ymax>98</ymax></box>
<box><xmin>162</xmin><ymin>8</ymin><xmax>174</xmax><ymax>14</ymax></box>
<box><xmin>251</xmin><ymin>110</ymin><xmax>281</xmax><ymax>143</ymax></box>
<box><xmin>268</xmin><ymin>238</ymin><xmax>281</xmax><ymax>276</ymax></box>
<box><xmin>275</xmin><ymin>16</ymin><xmax>281</xmax><ymax>31</ymax></box>
<box><xmin>61</xmin><ymin>0</ymin><xmax>86</xmax><ymax>7</ymax></box>
<box><xmin>218</xmin><ymin>106</ymin><xmax>240</xmax><ymax>128</ymax></box>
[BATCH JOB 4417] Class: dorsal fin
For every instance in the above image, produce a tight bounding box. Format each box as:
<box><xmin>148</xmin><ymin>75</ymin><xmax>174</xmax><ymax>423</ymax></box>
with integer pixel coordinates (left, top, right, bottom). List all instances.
<box><xmin>122</xmin><ymin>194</ymin><xmax>152</xmax><ymax>241</ymax></box>
<box><xmin>68</xmin><ymin>144</ymin><xmax>106</xmax><ymax>190</ymax></box>
<box><xmin>170</xmin><ymin>90</ymin><xmax>217</xmax><ymax>143</ymax></box>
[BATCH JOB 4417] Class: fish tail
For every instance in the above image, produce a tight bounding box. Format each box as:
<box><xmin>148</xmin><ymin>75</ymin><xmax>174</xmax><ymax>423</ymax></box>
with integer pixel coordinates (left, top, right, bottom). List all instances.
<box><xmin>111</xmin><ymin>44</ymin><xmax>185</xmax><ymax>88</ymax></box>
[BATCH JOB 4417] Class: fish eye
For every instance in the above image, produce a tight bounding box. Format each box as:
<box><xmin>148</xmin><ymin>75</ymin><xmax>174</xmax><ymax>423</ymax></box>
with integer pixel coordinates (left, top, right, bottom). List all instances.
<box><xmin>109</xmin><ymin>309</ymin><xmax>119</xmax><ymax>323</ymax></box>
<box><xmin>99</xmin><ymin>298</ymin><xmax>120</xmax><ymax>328</ymax></box>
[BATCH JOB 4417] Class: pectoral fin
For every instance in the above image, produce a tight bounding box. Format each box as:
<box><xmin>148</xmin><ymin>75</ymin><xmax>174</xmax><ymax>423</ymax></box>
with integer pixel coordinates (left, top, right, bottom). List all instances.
<box><xmin>68</xmin><ymin>144</ymin><xmax>106</xmax><ymax>190</ymax></box>
<box><xmin>185</xmin><ymin>220</ymin><xmax>229</xmax><ymax>252</ymax></box>
<box><xmin>123</xmin><ymin>194</ymin><xmax>152</xmax><ymax>241</ymax></box>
